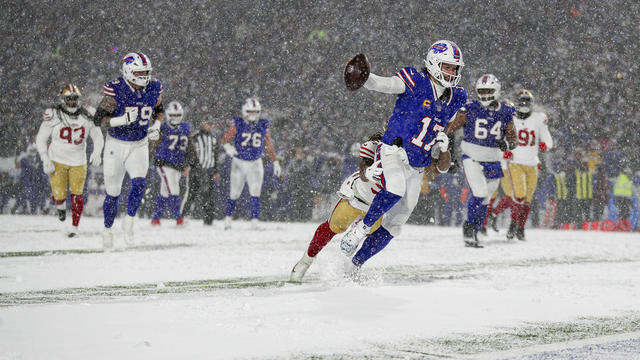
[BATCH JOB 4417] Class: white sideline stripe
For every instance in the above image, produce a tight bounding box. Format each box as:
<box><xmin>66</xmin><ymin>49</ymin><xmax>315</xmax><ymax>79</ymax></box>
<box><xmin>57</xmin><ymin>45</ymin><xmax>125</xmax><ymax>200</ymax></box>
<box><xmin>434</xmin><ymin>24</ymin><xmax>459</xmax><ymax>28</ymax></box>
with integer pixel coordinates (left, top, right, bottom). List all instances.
<box><xmin>463</xmin><ymin>331</ymin><xmax>640</xmax><ymax>360</ymax></box>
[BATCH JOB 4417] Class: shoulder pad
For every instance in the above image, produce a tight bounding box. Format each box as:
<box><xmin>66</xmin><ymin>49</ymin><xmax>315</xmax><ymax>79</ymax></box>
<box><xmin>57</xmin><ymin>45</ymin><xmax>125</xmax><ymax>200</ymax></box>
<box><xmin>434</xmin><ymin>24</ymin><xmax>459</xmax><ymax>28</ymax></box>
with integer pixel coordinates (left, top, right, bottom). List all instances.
<box><xmin>395</xmin><ymin>66</ymin><xmax>420</xmax><ymax>89</ymax></box>
<box><xmin>43</xmin><ymin>108</ymin><xmax>55</xmax><ymax>121</ymax></box>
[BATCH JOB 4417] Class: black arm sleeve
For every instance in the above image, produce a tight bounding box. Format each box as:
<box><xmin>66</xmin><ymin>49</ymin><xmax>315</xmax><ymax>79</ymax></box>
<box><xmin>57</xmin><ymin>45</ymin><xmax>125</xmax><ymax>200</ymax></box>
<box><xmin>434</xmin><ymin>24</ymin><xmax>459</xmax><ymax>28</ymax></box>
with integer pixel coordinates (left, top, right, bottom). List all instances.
<box><xmin>152</xmin><ymin>102</ymin><xmax>164</xmax><ymax>119</ymax></box>
<box><xmin>93</xmin><ymin>107</ymin><xmax>111</xmax><ymax>127</ymax></box>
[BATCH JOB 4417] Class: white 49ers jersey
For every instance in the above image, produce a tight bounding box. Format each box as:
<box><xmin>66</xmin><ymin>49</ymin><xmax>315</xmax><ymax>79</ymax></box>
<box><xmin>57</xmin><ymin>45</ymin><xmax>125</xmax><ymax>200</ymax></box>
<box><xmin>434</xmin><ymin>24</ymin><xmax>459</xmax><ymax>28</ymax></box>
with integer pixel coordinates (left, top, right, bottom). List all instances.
<box><xmin>36</xmin><ymin>106</ymin><xmax>98</xmax><ymax>166</ymax></box>
<box><xmin>337</xmin><ymin>140</ymin><xmax>383</xmax><ymax>211</ymax></box>
<box><xmin>511</xmin><ymin>111</ymin><xmax>553</xmax><ymax>166</ymax></box>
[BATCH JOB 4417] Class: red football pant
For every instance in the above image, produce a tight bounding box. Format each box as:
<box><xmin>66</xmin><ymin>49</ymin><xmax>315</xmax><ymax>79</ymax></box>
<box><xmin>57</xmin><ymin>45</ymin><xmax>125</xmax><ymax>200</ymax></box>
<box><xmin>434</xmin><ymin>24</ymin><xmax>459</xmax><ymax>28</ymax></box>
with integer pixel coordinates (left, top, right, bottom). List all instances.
<box><xmin>307</xmin><ymin>221</ymin><xmax>336</xmax><ymax>258</ymax></box>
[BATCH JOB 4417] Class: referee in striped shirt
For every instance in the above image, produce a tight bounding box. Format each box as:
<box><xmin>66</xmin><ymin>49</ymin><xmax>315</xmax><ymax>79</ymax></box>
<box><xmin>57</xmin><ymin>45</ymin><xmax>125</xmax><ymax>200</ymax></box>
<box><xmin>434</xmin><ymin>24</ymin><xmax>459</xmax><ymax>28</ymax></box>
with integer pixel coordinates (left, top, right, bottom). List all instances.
<box><xmin>183</xmin><ymin>121</ymin><xmax>220</xmax><ymax>225</ymax></box>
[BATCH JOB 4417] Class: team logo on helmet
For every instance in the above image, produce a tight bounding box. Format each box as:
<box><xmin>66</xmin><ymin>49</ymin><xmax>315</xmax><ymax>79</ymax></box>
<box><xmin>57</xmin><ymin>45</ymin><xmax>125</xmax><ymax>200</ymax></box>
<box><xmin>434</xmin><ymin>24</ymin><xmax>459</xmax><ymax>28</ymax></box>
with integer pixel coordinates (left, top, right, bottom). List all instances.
<box><xmin>123</xmin><ymin>56</ymin><xmax>135</xmax><ymax>64</ymax></box>
<box><xmin>430</xmin><ymin>43</ymin><xmax>448</xmax><ymax>53</ymax></box>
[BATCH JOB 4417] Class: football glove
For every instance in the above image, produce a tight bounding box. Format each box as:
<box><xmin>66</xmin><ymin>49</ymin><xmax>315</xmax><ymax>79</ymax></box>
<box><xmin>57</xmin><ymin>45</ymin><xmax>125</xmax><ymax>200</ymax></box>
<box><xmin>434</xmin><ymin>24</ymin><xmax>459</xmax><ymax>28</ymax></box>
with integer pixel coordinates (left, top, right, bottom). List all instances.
<box><xmin>539</xmin><ymin>142</ymin><xmax>548</xmax><ymax>151</ymax></box>
<box><xmin>436</xmin><ymin>131</ymin><xmax>449</xmax><ymax>152</ymax></box>
<box><xmin>89</xmin><ymin>151</ymin><xmax>102</xmax><ymax>167</ymax></box>
<box><xmin>42</xmin><ymin>158</ymin><xmax>55</xmax><ymax>174</ymax></box>
<box><xmin>147</xmin><ymin>121</ymin><xmax>161</xmax><ymax>141</ymax></box>
<box><xmin>273</xmin><ymin>160</ymin><xmax>282</xmax><ymax>177</ymax></box>
<box><xmin>223</xmin><ymin>143</ymin><xmax>238</xmax><ymax>157</ymax></box>
<box><xmin>503</xmin><ymin>151</ymin><xmax>514</xmax><ymax>160</ymax></box>
<box><xmin>364</xmin><ymin>160</ymin><xmax>383</xmax><ymax>182</ymax></box>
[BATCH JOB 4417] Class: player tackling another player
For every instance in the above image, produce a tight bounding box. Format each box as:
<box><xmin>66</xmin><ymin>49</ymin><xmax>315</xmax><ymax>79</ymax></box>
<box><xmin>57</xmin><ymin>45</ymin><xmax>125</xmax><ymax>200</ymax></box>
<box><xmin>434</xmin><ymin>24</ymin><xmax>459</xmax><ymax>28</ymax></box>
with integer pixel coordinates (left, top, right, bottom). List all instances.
<box><xmin>36</xmin><ymin>84</ymin><xmax>104</xmax><ymax>237</ymax></box>
<box><xmin>93</xmin><ymin>52</ymin><xmax>164</xmax><ymax>248</ymax></box>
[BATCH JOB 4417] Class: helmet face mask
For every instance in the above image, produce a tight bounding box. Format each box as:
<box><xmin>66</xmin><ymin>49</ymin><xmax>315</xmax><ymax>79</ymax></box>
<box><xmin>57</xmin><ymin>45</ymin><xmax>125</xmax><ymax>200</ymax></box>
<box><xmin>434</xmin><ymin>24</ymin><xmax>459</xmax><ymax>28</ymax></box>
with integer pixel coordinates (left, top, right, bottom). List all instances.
<box><xmin>424</xmin><ymin>40</ymin><xmax>464</xmax><ymax>88</ymax></box>
<box><xmin>516</xmin><ymin>90</ymin><xmax>534</xmax><ymax>114</ymax></box>
<box><xmin>241</xmin><ymin>98</ymin><xmax>261</xmax><ymax>122</ymax></box>
<box><xmin>165</xmin><ymin>101</ymin><xmax>184</xmax><ymax>126</ymax></box>
<box><xmin>59</xmin><ymin>84</ymin><xmax>81</xmax><ymax>113</ymax></box>
<box><xmin>475</xmin><ymin>74</ymin><xmax>501</xmax><ymax>107</ymax></box>
<box><xmin>122</xmin><ymin>52</ymin><xmax>152</xmax><ymax>88</ymax></box>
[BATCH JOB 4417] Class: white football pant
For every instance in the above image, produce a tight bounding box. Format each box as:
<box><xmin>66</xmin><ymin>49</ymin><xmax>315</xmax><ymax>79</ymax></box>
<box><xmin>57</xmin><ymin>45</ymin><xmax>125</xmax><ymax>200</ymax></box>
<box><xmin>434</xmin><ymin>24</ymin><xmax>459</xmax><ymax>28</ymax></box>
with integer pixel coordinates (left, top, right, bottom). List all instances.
<box><xmin>156</xmin><ymin>166</ymin><xmax>181</xmax><ymax>197</ymax></box>
<box><xmin>229</xmin><ymin>157</ymin><xmax>264</xmax><ymax>199</ymax></box>
<box><xmin>462</xmin><ymin>157</ymin><xmax>500</xmax><ymax>204</ymax></box>
<box><xmin>378</xmin><ymin>144</ymin><xmax>423</xmax><ymax>236</ymax></box>
<box><xmin>103</xmin><ymin>136</ymin><xmax>150</xmax><ymax>196</ymax></box>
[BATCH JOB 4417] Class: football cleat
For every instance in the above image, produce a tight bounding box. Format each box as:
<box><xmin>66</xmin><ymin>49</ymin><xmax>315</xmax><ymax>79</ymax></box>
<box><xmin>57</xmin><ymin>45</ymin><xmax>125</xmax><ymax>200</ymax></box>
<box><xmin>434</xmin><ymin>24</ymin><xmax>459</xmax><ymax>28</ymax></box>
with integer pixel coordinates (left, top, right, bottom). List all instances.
<box><xmin>250</xmin><ymin>218</ymin><xmax>259</xmax><ymax>230</ymax></box>
<box><xmin>506</xmin><ymin>221</ymin><xmax>517</xmax><ymax>240</ymax></box>
<box><xmin>102</xmin><ymin>228</ymin><xmax>114</xmax><ymax>250</ymax></box>
<box><xmin>463</xmin><ymin>222</ymin><xmax>483</xmax><ymax>248</ymax></box>
<box><xmin>67</xmin><ymin>225</ymin><xmax>78</xmax><ymax>238</ymax></box>
<box><xmin>479</xmin><ymin>226</ymin><xmax>488</xmax><ymax>236</ymax></box>
<box><xmin>290</xmin><ymin>252</ymin><xmax>314</xmax><ymax>283</ymax></box>
<box><xmin>515</xmin><ymin>226</ymin><xmax>526</xmax><ymax>241</ymax></box>
<box><xmin>224</xmin><ymin>216</ymin><xmax>232</xmax><ymax>231</ymax></box>
<box><xmin>123</xmin><ymin>215</ymin><xmax>135</xmax><ymax>246</ymax></box>
<box><xmin>176</xmin><ymin>217</ymin><xmax>184</xmax><ymax>226</ymax></box>
<box><xmin>151</xmin><ymin>219</ymin><xmax>161</xmax><ymax>226</ymax></box>
<box><xmin>489</xmin><ymin>213</ymin><xmax>499</xmax><ymax>232</ymax></box>
<box><xmin>57</xmin><ymin>209</ymin><xmax>66</xmax><ymax>222</ymax></box>
<box><xmin>340</xmin><ymin>219</ymin><xmax>370</xmax><ymax>256</ymax></box>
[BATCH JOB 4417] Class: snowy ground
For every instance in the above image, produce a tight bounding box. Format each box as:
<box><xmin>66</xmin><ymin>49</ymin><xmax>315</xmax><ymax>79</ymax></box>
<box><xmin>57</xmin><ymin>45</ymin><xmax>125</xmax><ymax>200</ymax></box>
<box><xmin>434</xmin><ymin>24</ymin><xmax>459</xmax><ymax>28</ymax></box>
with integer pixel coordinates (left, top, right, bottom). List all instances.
<box><xmin>0</xmin><ymin>214</ymin><xmax>639</xmax><ymax>360</ymax></box>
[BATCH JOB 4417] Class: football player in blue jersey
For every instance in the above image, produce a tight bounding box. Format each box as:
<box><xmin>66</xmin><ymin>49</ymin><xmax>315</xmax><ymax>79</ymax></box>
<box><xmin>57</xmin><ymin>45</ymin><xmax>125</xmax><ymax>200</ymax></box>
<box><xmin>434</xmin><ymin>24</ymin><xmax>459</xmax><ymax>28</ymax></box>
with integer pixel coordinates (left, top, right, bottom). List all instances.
<box><xmin>446</xmin><ymin>74</ymin><xmax>517</xmax><ymax>247</ymax></box>
<box><xmin>151</xmin><ymin>101</ymin><xmax>191</xmax><ymax>226</ymax></box>
<box><xmin>340</xmin><ymin>40</ymin><xmax>465</xmax><ymax>269</ymax></box>
<box><xmin>92</xmin><ymin>52</ymin><xmax>164</xmax><ymax>248</ymax></box>
<box><xmin>221</xmin><ymin>97</ymin><xmax>282</xmax><ymax>230</ymax></box>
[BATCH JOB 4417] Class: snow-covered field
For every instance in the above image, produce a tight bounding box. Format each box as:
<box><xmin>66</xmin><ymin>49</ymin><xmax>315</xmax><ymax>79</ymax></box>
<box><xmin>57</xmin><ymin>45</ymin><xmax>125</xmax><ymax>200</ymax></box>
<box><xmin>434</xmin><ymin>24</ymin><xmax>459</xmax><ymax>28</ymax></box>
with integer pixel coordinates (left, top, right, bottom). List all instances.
<box><xmin>1</xmin><ymin>214</ymin><xmax>639</xmax><ymax>359</ymax></box>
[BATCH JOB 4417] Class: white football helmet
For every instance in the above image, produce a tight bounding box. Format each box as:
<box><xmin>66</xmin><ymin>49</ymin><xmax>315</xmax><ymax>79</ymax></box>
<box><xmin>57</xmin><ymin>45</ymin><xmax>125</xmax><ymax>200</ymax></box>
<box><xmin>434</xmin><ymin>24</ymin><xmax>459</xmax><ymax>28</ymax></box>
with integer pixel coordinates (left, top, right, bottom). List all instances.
<box><xmin>424</xmin><ymin>40</ymin><xmax>464</xmax><ymax>88</ymax></box>
<box><xmin>475</xmin><ymin>74</ymin><xmax>501</xmax><ymax>107</ymax></box>
<box><xmin>166</xmin><ymin>101</ymin><xmax>184</xmax><ymax>126</ymax></box>
<box><xmin>122</xmin><ymin>52</ymin><xmax>152</xmax><ymax>87</ymax></box>
<box><xmin>241</xmin><ymin>97</ymin><xmax>261</xmax><ymax>122</ymax></box>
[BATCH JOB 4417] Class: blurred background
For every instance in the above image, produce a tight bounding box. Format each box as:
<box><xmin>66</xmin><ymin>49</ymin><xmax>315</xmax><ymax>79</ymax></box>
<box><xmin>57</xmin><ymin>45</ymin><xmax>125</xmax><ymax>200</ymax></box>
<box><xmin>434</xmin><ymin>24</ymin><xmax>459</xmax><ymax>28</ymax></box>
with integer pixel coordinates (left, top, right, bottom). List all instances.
<box><xmin>0</xmin><ymin>0</ymin><xmax>637</xmax><ymax>229</ymax></box>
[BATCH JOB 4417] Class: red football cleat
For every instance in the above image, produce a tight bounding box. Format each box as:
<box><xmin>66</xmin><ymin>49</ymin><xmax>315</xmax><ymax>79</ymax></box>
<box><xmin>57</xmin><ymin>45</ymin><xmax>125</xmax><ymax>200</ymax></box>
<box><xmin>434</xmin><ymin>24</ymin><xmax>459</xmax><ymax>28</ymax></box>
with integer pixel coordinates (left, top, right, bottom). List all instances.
<box><xmin>151</xmin><ymin>219</ymin><xmax>161</xmax><ymax>226</ymax></box>
<box><xmin>176</xmin><ymin>217</ymin><xmax>184</xmax><ymax>226</ymax></box>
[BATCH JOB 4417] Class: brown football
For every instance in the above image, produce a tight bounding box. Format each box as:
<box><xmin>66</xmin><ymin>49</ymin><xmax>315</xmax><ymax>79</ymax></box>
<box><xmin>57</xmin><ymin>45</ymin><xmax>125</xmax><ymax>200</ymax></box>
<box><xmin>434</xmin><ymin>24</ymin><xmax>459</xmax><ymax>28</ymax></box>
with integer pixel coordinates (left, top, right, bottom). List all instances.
<box><xmin>344</xmin><ymin>53</ymin><xmax>370</xmax><ymax>91</ymax></box>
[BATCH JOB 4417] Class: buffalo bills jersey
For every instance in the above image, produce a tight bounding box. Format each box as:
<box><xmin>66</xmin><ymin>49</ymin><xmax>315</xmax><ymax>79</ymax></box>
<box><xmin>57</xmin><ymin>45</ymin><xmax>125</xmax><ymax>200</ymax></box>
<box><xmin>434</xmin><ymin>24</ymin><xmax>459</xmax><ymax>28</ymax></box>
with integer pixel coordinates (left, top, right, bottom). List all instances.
<box><xmin>382</xmin><ymin>67</ymin><xmax>467</xmax><ymax>168</ymax></box>
<box><xmin>154</xmin><ymin>122</ymin><xmax>191</xmax><ymax>168</ymax></box>
<box><xmin>461</xmin><ymin>100</ymin><xmax>514</xmax><ymax>162</ymax></box>
<box><xmin>233</xmin><ymin>117</ymin><xmax>269</xmax><ymax>161</ymax></box>
<box><xmin>103</xmin><ymin>76</ymin><xmax>163</xmax><ymax>142</ymax></box>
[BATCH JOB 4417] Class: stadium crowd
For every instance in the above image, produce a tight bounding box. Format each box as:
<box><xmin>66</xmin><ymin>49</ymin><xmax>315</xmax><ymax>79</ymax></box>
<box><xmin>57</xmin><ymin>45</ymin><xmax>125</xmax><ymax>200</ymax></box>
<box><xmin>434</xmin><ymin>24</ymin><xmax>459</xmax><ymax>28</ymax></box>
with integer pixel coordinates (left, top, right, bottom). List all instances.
<box><xmin>0</xmin><ymin>0</ymin><xmax>638</xmax><ymax>230</ymax></box>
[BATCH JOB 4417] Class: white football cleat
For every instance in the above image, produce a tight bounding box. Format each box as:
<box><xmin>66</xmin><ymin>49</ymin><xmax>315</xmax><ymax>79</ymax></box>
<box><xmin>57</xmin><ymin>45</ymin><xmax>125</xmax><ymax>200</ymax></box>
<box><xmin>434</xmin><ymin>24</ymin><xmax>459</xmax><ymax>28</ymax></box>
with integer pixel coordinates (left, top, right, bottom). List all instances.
<box><xmin>290</xmin><ymin>252</ymin><xmax>315</xmax><ymax>283</ymax></box>
<box><xmin>123</xmin><ymin>215</ymin><xmax>135</xmax><ymax>246</ymax></box>
<box><xmin>340</xmin><ymin>219</ymin><xmax>370</xmax><ymax>256</ymax></box>
<box><xmin>250</xmin><ymin>218</ymin><xmax>260</xmax><ymax>230</ymax></box>
<box><xmin>67</xmin><ymin>225</ymin><xmax>79</xmax><ymax>238</ymax></box>
<box><xmin>102</xmin><ymin>227</ymin><xmax>114</xmax><ymax>250</ymax></box>
<box><xmin>224</xmin><ymin>216</ymin><xmax>232</xmax><ymax>231</ymax></box>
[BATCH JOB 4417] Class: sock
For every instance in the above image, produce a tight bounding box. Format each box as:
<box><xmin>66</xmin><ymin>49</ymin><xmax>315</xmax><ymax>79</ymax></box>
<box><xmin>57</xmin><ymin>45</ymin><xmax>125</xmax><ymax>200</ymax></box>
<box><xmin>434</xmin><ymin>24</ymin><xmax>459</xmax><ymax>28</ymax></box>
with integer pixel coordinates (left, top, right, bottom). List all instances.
<box><xmin>127</xmin><ymin>177</ymin><xmax>147</xmax><ymax>217</ymax></box>
<box><xmin>152</xmin><ymin>195</ymin><xmax>166</xmax><ymax>220</ymax></box>
<box><xmin>352</xmin><ymin>226</ymin><xmax>393</xmax><ymax>267</ymax></box>
<box><xmin>70</xmin><ymin>194</ymin><xmax>83</xmax><ymax>227</ymax></box>
<box><xmin>168</xmin><ymin>195</ymin><xmax>181</xmax><ymax>219</ymax></box>
<box><xmin>518</xmin><ymin>203</ymin><xmax>531</xmax><ymax>228</ymax></box>
<box><xmin>484</xmin><ymin>197</ymin><xmax>497</xmax><ymax>226</ymax></box>
<box><xmin>249</xmin><ymin>196</ymin><xmax>260</xmax><ymax>219</ymax></box>
<box><xmin>362</xmin><ymin>189</ymin><xmax>402</xmax><ymax>227</ymax></box>
<box><xmin>493</xmin><ymin>196</ymin><xmax>513</xmax><ymax>216</ymax></box>
<box><xmin>103</xmin><ymin>195</ymin><xmax>119</xmax><ymax>228</ymax></box>
<box><xmin>225</xmin><ymin>198</ymin><xmax>236</xmax><ymax>217</ymax></box>
<box><xmin>53</xmin><ymin>197</ymin><xmax>65</xmax><ymax>208</ymax></box>
<box><xmin>466</xmin><ymin>196</ymin><xmax>484</xmax><ymax>228</ymax></box>
<box><xmin>511</xmin><ymin>198</ymin><xmax>525</xmax><ymax>224</ymax></box>
<box><xmin>307</xmin><ymin>221</ymin><xmax>336</xmax><ymax>257</ymax></box>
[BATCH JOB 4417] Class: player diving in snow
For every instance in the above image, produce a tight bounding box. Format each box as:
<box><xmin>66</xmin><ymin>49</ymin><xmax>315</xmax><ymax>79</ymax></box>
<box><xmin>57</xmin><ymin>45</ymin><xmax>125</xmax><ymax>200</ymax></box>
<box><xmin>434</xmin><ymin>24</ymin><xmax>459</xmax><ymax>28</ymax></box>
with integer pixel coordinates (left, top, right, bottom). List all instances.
<box><xmin>290</xmin><ymin>131</ymin><xmax>451</xmax><ymax>282</ymax></box>
<box><xmin>338</xmin><ymin>40</ymin><xmax>464</xmax><ymax>269</ymax></box>
<box><xmin>36</xmin><ymin>84</ymin><xmax>104</xmax><ymax>237</ymax></box>
<box><xmin>445</xmin><ymin>74</ymin><xmax>517</xmax><ymax>247</ymax></box>
<box><xmin>92</xmin><ymin>52</ymin><xmax>164</xmax><ymax>248</ymax></box>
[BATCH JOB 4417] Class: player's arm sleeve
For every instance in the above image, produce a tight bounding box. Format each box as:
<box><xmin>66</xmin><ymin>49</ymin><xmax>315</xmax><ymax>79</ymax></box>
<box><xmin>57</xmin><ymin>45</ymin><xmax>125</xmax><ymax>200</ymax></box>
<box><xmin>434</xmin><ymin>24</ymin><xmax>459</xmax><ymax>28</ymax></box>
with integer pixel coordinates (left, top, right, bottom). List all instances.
<box><xmin>363</xmin><ymin>72</ymin><xmax>406</xmax><ymax>94</ymax></box>
<box><xmin>540</xmin><ymin>116</ymin><xmax>553</xmax><ymax>150</ymax></box>
<box><xmin>35</xmin><ymin>113</ymin><xmax>54</xmax><ymax>159</ymax></box>
<box><xmin>89</xmin><ymin>126</ymin><xmax>104</xmax><ymax>154</ymax></box>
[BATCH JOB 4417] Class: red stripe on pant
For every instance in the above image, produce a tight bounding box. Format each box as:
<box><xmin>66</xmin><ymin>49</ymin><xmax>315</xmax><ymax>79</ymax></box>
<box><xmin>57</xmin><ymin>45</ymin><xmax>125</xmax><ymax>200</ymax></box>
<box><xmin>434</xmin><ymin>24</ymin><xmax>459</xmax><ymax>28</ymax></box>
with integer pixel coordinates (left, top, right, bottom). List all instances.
<box><xmin>71</xmin><ymin>194</ymin><xmax>83</xmax><ymax>227</ymax></box>
<box><xmin>307</xmin><ymin>221</ymin><xmax>336</xmax><ymax>258</ymax></box>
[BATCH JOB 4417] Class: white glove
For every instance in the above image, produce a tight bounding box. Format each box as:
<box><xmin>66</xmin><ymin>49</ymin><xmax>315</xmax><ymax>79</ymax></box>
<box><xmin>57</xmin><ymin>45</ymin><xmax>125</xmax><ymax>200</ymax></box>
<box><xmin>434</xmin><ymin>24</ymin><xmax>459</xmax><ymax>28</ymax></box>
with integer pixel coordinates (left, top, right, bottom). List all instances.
<box><xmin>223</xmin><ymin>143</ymin><xmax>238</xmax><ymax>157</ymax></box>
<box><xmin>147</xmin><ymin>121</ymin><xmax>161</xmax><ymax>141</ymax></box>
<box><xmin>273</xmin><ymin>160</ymin><xmax>282</xmax><ymax>177</ymax></box>
<box><xmin>364</xmin><ymin>160</ymin><xmax>383</xmax><ymax>182</ymax></box>
<box><xmin>109</xmin><ymin>107</ymin><xmax>138</xmax><ymax>127</ymax></box>
<box><xmin>388</xmin><ymin>144</ymin><xmax>409</xmax><ymax>165</ymax></box>
<box><xmin>436</xmin><ymin>132</ymin><xmax>449</xmax><ymax>152</ymax></box>
<box><xmin>89</xmin><ymin>151</ymin><xmax>102</xmax><ymax>167</ymax></box>
<box><xmin>42</xmin><ymin>158</ymin><xmax>55</xmax><ymax>174</ymax></box>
